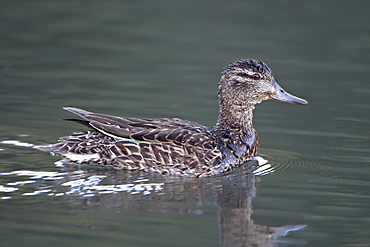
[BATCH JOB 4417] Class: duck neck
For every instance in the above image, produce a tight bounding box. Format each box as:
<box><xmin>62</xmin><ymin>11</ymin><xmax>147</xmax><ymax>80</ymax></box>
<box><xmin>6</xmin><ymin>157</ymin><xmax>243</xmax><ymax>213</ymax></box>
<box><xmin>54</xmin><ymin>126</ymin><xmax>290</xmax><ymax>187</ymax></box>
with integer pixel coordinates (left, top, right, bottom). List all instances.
<box><xmin>216</xmin><ymin>102</ymin><xmax>255</xmax><ymax>130</ymax></box>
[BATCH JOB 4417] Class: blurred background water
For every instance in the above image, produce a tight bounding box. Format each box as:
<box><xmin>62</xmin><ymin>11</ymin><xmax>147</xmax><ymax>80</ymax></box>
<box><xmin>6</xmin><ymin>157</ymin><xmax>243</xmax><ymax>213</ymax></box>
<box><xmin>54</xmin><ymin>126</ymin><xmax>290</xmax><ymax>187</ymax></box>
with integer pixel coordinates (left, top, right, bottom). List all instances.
<box><xmin>0</xmin><ymin>1</ymin><xmax>369</xmax><ymax>246</ymax></box>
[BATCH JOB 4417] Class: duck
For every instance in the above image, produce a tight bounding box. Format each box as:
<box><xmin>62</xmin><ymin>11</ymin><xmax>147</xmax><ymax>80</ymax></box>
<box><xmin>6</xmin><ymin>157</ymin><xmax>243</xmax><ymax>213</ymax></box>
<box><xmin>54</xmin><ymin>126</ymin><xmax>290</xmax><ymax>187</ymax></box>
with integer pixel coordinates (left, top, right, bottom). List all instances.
<box><xmin>35</xmin><ymin>58</ymin><xmax>307</xmax><ymax>177</ymax></box>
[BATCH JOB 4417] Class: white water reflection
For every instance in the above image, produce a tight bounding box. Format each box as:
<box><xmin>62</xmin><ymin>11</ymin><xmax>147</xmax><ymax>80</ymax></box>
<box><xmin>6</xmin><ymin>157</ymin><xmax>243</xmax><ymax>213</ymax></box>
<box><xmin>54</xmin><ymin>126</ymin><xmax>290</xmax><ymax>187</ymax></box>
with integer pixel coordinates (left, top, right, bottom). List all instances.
<box><xmin>0</xmin><ymin>169</ymin><xmax>165</xmax><ymax>199</ymax></box>
<box><xmin>1</xmin><ymin>140</ymin><xmax>34</xmax><ymax>148</ymax></box>
<box><xmin>60</xmin><ymin>175</ymin><xmax>164</xmax><ymax>197</ymax></box>
<box><xmin>0</xmin><ymin>185</ymin><xmax>18</xmax><ymax>193</ymax></box>
<box><xmin>1</xmin><ymin>170</ymin><xmax>66</xmax><ymax>179</ymax></box>
<box><xmin>0</xmin><ymin>162</ymin><xmax>272</xmax><ymax>199</ymax></box>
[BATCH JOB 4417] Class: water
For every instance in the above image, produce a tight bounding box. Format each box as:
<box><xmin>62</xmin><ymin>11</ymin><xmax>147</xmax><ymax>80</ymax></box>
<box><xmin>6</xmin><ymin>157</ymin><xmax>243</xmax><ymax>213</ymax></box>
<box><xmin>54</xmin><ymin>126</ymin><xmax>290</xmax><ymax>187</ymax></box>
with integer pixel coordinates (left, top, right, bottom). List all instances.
<box><xmin>0</xmin><ymin>1</ymin><xmax>369</xmax><ymax>246</ymax></box>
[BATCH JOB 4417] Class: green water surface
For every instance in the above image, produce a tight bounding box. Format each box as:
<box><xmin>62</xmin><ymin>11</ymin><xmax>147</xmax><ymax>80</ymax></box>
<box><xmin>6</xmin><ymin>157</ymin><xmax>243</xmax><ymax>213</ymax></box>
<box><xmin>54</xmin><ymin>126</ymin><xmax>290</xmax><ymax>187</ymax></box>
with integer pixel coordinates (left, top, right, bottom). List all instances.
<box><xmin>0</xmin><ymin>1</ymin><xmax>369</xmax><ymax>246</ymax></box>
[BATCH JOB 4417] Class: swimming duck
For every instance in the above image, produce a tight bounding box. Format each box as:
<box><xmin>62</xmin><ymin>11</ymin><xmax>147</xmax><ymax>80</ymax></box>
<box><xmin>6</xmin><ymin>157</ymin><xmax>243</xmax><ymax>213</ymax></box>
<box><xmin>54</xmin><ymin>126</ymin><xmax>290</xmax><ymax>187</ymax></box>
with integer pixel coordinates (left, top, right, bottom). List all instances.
<box><xmin>36</xmin><ymin>58</ymin><xmax>307</xmax><ymax>177</ymax></box>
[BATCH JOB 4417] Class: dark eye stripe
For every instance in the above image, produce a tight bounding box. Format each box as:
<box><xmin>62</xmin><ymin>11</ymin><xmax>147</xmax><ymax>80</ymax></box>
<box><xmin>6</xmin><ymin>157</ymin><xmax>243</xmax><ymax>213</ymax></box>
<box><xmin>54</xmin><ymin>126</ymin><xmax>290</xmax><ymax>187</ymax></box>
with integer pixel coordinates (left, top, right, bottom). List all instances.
<box><xmin>236</xmin><ymin>73</ymin><xmax>262</xmax><ymax>80</ymax></box>
<box><xmin>236</xmin><ymin>73</ymin><xmax>251</xmax><ymax>78</ymax></box>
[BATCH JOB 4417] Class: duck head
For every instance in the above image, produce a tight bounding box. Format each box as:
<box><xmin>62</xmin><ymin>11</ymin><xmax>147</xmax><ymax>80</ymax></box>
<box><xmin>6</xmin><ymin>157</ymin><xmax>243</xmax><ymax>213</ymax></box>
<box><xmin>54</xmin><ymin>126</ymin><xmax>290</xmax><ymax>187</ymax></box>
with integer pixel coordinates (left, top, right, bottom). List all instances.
<box><xmin>216</xmin><ymin>58</ymin><xmax>307</xmax><ymax>128</ymax></box>
<box><xmin>218</xmin><ymin>58</ymin><xmax>308</xmax><ymax>106</ymax></box>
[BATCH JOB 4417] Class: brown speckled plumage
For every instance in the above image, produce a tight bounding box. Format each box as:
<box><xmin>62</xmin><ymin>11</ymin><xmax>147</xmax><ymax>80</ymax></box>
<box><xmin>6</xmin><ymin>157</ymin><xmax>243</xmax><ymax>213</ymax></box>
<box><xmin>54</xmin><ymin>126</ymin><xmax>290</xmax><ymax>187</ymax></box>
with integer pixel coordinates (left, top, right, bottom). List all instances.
<box><xmin>35</xmin><ymin>58</ymin><xmax>307</xmax><ymax>177</ymax></box>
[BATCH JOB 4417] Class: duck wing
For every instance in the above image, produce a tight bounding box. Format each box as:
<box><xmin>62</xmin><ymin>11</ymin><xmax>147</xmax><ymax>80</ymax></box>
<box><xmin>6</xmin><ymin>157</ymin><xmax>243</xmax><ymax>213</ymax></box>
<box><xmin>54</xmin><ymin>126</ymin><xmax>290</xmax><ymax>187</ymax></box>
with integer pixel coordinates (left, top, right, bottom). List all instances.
<box><xmin>63</xmin><ymin>107</ymin><xmax>213</xmax><ymax>149</ymax></box>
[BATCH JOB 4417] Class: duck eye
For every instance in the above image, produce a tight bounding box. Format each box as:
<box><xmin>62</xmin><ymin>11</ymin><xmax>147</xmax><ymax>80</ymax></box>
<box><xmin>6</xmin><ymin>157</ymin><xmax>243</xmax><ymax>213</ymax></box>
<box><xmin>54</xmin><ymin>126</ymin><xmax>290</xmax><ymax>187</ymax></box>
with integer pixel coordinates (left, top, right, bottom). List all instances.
<box><xmin>251</xmin><ymin>73</ymin><xmax>261</xmax><ymax>80</ymax></box>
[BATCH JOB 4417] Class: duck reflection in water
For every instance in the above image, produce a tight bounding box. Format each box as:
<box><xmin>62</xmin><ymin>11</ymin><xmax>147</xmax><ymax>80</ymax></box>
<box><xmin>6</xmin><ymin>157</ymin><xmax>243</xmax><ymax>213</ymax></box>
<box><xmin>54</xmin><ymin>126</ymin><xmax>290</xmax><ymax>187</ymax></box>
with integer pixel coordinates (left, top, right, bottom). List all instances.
<box><xmin>50</xmin><ymin>160</ymin><xmax>307</xmax><ymax>247</ymax></box>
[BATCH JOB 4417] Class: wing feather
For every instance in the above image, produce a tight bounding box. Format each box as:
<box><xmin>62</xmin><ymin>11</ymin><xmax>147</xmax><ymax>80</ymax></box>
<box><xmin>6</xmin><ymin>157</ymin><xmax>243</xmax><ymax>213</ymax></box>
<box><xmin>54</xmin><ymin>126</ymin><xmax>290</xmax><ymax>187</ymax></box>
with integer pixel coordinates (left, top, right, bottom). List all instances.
<box><xmin>63</xmin><ymin>107</ymin><xmax>212</xmax><ymax>148</ymax></box>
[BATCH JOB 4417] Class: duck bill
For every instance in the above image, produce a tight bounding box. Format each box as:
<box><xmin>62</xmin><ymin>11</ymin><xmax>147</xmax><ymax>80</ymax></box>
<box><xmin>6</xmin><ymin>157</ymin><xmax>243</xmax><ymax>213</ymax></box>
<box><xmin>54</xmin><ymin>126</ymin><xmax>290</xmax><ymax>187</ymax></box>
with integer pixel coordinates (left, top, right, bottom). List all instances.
<box><xmin>270</xmin><ymin>83</ymin><xmax>308</xmax><ymax>105</ymax></box>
